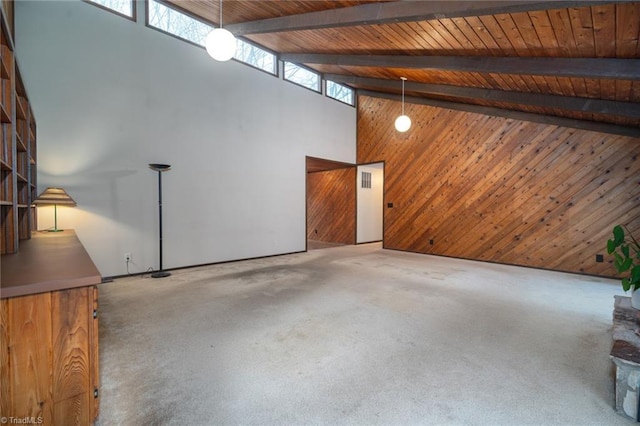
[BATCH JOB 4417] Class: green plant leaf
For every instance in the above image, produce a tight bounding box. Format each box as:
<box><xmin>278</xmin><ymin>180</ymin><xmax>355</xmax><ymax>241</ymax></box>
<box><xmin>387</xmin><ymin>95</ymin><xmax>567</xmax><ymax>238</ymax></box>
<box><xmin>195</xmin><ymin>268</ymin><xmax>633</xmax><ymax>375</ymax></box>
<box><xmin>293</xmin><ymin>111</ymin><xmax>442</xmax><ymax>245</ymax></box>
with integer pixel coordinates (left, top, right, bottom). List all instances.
<box><xmin>614</xmin><ymin>225</ymin><xmax>625</xmax><ymax>245</ymax></box>
<box><xmin>632</xmin><ymin>266</ymin><xmax>640</xmax><ymax>285</ymax></box>
<box><xmin>610</xmin><ymin>225</ymin><xmax>639</xmax><ymax>293</ymax></box>
<box><xmin>614</xmin><ymin>252</ymin><xmax>625</xmax><ymax>271</ymax></box>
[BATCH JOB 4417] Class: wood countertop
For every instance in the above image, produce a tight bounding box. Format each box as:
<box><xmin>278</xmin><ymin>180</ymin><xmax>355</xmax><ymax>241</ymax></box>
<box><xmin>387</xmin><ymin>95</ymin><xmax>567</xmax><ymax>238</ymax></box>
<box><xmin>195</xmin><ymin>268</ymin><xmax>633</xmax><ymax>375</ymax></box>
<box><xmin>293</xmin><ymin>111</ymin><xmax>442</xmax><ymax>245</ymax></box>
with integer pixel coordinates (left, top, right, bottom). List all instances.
<box><xmin>1</xmin><ymin>230</ymin><xmax>101</xmax><ymax>299</ymax></box>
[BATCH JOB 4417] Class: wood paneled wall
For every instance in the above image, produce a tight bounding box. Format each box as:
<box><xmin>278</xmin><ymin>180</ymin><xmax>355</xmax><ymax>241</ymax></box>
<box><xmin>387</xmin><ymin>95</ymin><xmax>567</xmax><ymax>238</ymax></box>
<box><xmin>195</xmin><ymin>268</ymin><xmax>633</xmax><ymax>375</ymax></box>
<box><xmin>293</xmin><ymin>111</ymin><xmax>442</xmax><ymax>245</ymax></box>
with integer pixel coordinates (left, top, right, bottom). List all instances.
<box><xmin>357</xmin><ymin>95</ymin><xmax>640</xmax><ymax>276</ymax></box>
<box><xmin>307</xmin><ymin>167</ymin><xmax>356</xmax><ymax>245</ymax></box>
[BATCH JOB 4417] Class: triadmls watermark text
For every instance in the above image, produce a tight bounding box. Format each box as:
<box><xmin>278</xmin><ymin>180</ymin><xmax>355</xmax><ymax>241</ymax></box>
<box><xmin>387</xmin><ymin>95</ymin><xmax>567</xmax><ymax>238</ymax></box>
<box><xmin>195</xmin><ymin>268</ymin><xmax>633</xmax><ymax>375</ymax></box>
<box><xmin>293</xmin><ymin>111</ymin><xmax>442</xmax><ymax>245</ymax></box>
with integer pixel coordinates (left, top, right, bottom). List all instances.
<box><xmin>0</xmin><ymin>417</ymin><xmax>44</xmax><ymax>425</ymax></box>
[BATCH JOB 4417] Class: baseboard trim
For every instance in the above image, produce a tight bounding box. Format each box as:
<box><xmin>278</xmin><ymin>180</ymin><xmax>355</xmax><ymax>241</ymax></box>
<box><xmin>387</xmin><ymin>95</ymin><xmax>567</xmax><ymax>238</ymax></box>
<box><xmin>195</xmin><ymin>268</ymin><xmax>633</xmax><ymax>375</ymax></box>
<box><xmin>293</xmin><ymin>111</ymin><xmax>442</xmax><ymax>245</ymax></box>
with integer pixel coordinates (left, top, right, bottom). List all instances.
<box><xmin>102</xmin><ymin>250</ymin><xmax>307</xmax><ymax>281</ymax></box>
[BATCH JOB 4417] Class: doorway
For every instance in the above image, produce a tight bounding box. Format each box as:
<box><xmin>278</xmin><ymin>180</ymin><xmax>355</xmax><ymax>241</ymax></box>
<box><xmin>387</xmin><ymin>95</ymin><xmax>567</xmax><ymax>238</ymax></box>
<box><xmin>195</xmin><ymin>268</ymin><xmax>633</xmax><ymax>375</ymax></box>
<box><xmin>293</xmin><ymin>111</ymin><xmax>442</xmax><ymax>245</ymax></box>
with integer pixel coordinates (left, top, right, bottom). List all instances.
<box><xmin>356</xmin><ymin>162</ymin><xmax>384</xmax><ymax>244</ymax></box>
<box><xmin>306</xmin><ymin>156</ymin><xmax>356</xmax><ymax>250</ymax></box>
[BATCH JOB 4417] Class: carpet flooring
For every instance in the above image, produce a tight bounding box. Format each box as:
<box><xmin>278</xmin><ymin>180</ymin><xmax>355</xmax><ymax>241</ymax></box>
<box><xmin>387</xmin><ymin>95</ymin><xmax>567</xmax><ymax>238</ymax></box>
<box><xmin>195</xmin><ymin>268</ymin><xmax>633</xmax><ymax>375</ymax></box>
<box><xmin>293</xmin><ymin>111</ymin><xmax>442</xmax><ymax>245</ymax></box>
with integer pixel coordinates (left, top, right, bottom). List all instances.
<box><xmin>96</xmin><ymin>243</ymin><xmax>629</xmax><ymax>425</ymax></box>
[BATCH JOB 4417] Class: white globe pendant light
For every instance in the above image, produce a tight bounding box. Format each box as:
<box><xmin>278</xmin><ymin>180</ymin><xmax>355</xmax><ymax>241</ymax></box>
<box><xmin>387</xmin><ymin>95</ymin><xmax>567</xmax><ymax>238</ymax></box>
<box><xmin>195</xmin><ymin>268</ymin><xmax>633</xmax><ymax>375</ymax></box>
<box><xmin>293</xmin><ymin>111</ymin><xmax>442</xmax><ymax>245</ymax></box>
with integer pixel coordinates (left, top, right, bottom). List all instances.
<box><xmin>206</xmin><ymin>28</ymin><xmax>236</xmax><ymax>61</ymax></box>
<box><xmin>395</xmin><ymin>77</ymin><xmax>411</xmax><ymax>133</ymax></box>
<box><xmin>205</xmin><ymin>0</ymin><xmax>236</xmax><ymax>62</ymax></box>
<box><xmin>395</xmin><ymin>114</ymin><xmax>411</xmax><ymax>132</ymax></box>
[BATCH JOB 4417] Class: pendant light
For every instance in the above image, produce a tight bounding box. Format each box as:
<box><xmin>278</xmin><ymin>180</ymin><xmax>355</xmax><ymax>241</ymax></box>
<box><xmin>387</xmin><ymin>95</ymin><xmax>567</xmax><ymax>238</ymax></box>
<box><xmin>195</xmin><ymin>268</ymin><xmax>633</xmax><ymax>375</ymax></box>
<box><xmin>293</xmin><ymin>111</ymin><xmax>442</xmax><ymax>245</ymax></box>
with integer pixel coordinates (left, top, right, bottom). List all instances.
<box><xmin>205</xmin><ymin>0</ymin><xmax>237</xmax><ymax>62</ymax></box>
<box><xmin>394</xmin><ymin>77</ymin><xmax>411</xmax><ymax>133</ymax></box>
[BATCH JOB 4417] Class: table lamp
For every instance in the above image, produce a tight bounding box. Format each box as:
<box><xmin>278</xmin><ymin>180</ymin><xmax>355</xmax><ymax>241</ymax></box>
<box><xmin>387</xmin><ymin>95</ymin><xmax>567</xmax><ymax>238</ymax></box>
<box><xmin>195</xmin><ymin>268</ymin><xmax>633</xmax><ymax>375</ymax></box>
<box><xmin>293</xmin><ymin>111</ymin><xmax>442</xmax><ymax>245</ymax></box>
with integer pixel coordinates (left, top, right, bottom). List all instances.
<box><xmin>33</xmin><ymin>187</ymin><xmax>77</xmax><ymax>232</ymax></box>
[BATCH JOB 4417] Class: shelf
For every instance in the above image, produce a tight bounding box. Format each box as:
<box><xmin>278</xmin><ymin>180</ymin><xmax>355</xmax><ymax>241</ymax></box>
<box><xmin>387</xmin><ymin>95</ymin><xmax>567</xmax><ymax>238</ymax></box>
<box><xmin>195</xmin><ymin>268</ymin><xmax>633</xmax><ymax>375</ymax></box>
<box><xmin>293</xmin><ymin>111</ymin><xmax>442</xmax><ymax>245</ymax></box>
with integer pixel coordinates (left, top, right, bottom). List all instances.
<box><xmin>15</xmin><ymin>71</ymin><xmax>26</xmax><ymax>97</ymax></box>
<box><xmin>15</xmin><ymin>131</ymin><xmax>25</xmax><ymax>151</ymax></box>
<box><xmin>1</xmin><ymin>44</ymin><xmax>11</xmax><ymax>77</ymax></box>
<box><xmin>16</xmin><ymin>96</ymin><xmax>27</xmax><ymax>119</ymax></box>
<box><xmin>0</xmin><ymin>56</ymin><xmax>8</xmax><ymax>79</ymax></box>
<box><xmin>0</xmin><ymin>12</ymin><xmax>36</xmax><ymax>256</ymax></box>
<box><xmin>0</xmin><ymin>102</ymin><xmax>9</xmax><ymax>123</ymax></box>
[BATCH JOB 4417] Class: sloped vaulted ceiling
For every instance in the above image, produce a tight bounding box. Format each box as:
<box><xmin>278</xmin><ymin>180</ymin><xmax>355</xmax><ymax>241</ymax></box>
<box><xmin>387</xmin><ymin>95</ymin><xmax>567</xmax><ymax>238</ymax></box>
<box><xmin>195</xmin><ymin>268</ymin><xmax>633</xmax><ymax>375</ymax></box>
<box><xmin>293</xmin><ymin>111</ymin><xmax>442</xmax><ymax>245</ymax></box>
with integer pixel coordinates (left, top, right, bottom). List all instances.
<box><xmin>167</xmin><ymin>0</ymin><xmax>640</xmax><ymax>135</ymax></box>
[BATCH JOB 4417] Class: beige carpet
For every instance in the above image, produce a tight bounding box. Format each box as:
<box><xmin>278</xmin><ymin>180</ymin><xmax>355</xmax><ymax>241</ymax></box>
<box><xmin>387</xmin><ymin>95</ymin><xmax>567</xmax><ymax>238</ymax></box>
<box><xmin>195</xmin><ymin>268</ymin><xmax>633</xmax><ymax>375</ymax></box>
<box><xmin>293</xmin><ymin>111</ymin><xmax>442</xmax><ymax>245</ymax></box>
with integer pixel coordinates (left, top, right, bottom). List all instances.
<box><xmin>96</xmin><ymin>243</ymin><xmax>628</xmax><ymax>425</ymax></box>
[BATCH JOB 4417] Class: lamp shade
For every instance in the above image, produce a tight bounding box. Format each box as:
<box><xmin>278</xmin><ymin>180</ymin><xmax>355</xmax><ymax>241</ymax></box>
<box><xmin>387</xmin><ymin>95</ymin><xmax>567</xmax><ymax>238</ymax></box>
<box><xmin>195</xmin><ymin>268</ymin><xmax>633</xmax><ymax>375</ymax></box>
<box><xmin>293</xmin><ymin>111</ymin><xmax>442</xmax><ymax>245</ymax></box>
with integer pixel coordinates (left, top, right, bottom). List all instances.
<box><xmin>33</xmin><ymin>187</ymin><xmax>77</xmax><ymax>206</ymax></box>
<box><xmin>33</xmin><ymin>187</ymin><xmax>76</xmax><ymax>232</ymax></box>
<box><xmin>205</xmin><ymin>28</ymin><xmax>237</xmax><ymax>61</ymax></box>
<box><xmin>395</xmin><ymin>115</ymin><xmax>412</xmax><ymax>132</ymax></box>
<box><xmin>149</xmin><ymin>163</ymin><xmax>171</xmax><ymax>172</ymax></box>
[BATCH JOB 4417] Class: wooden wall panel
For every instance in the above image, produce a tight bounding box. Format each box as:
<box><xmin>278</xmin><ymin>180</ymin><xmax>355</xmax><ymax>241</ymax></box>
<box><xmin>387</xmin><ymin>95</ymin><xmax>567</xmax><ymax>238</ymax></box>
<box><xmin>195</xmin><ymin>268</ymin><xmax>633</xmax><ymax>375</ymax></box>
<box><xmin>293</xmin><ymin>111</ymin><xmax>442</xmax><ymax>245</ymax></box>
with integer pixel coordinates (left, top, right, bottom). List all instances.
<box><xmin>358</xmin><ymin>95</ymin><xmax>640</xmax><ymax>276</ymax></box>
<box><xmin>307</xmin><ymin>168</ymin><xmax>356</xmax><ymax>245</ymax></box>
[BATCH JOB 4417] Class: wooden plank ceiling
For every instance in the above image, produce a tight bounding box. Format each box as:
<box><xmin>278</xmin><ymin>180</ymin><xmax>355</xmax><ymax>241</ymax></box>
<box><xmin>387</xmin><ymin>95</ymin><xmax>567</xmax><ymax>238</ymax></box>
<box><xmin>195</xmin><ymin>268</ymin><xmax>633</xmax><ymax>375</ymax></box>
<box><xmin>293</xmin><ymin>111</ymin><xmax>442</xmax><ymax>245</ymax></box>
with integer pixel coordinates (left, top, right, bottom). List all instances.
<box><xmin>168</xmin><ymin>0</ymin><xmax>640</xmax><ymax>131</ymax></box>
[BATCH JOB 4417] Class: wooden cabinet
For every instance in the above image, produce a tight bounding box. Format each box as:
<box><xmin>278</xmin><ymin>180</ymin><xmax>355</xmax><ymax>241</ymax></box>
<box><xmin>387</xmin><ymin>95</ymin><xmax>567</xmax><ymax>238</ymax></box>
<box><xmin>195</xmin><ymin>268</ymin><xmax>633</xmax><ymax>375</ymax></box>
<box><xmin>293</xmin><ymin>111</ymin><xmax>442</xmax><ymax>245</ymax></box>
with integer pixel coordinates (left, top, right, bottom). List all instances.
<box><xmin>0</xmin><ymin>2</ymin><xmax>36</xmax><ymax>255</ymax></box>
<box><xmin>1</xmin><ymin>231</ymin><xmax>101</xmax><ymax>425</ymax></box>
<box><xmin>0</xmin><ymin>287</ymin><xmax>99</xmax><ymax>424</ymax></box>
<box><xmin>0</xmin><ymin>4</ymin><xmax>84</xmax><ymax>423</ymax></box>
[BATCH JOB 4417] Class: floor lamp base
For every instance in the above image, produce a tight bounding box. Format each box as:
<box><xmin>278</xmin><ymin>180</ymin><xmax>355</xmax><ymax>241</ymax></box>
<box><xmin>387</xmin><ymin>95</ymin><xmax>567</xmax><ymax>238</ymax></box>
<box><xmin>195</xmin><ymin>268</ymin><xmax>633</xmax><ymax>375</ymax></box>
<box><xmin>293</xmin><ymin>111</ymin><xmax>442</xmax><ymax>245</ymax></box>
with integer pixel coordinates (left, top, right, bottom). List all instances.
<box><xmin>151</xmin><ymin>270</ymin><xmax>171</xmax><ymax>279</ymax></box>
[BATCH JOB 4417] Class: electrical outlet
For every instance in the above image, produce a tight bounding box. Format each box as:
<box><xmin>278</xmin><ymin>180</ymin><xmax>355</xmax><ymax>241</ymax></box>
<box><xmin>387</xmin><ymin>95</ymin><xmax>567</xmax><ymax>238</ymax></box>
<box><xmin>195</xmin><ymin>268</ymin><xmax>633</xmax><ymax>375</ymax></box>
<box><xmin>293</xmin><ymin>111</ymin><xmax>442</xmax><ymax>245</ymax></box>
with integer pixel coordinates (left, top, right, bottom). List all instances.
<box><xmin>124</xmin><ymin>252</ymin><xmax>132</xmax><ymax>262</ymax></box>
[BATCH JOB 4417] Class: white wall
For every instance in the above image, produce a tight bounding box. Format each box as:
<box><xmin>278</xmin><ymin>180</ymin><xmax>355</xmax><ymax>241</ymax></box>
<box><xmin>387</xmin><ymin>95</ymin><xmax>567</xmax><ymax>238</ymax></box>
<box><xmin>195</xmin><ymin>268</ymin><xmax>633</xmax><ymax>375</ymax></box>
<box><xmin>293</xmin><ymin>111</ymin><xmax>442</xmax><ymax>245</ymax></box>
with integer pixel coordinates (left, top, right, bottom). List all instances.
<box><xmin>356</xmin><ymin>163</ymin><xmax>383</xmax><ymax>243</ymax></box>
<box><xmin>15</xmin><ymin>1</ymin><xmax>356</xmax><ymax>277</ymax></box>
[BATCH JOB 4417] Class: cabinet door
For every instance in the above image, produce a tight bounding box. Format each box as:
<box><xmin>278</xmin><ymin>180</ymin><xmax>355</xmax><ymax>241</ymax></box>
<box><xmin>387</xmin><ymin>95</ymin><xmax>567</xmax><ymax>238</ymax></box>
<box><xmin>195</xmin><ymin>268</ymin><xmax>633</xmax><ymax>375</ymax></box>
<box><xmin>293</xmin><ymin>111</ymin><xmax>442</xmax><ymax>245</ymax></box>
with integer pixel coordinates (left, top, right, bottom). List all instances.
<box><xmin>52</xmin><ymin>287</ymin><xmax>91</xmax><ymax>424</ymax></box>
<box><xmin>6</xmin><ymin>293</ymin><xmax>53</xmax><ymax>423</ymax></box>
<box><xmin>0</xmin><ymin>286</ymin><xmax>97</xmax><ymax>424</ymax></box>
<box><xmin>0</xmin><ymin>298</ymin><xmax>11</xmax><ymax>418</ymax></box>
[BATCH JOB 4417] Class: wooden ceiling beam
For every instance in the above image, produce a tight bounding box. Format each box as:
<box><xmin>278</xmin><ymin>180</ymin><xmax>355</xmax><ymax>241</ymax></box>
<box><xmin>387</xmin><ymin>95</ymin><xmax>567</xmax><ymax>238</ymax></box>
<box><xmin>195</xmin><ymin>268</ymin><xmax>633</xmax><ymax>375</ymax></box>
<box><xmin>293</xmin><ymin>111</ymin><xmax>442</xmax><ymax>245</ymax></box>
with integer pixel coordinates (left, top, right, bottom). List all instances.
<box><xmin>284</xmin><ymin>54</ymin><xmax>640</xmax><ymax>80</ymax></box>
<box><xmin>327</xmin><ymin>74</ymin><xmax>640</xmax><ymax>118</ymax></box>
<box><xmin>359</xmin><ymin>90</ymin><xmax>640</xmax><ymax>138</ymax></box>
<box><xmin>226</xmin><ymin>1</ymin><xmax>625</xmax><ymax>35</ymax></box>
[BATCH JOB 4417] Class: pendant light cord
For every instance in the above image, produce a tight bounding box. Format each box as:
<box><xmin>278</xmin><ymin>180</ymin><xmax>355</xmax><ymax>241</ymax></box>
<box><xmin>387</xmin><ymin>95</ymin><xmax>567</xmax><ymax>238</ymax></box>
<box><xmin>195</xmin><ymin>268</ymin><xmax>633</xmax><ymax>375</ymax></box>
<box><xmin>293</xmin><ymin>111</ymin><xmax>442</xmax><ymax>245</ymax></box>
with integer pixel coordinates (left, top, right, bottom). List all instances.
<box><xmin>219</xmin><ymin>0</ymin><xmax>223</xmax><ymax>29</ymax></box>
<box><xmin>401</xmin><ymin>77</ymin><xmax>406</xmax><ymax>115</ymax></box>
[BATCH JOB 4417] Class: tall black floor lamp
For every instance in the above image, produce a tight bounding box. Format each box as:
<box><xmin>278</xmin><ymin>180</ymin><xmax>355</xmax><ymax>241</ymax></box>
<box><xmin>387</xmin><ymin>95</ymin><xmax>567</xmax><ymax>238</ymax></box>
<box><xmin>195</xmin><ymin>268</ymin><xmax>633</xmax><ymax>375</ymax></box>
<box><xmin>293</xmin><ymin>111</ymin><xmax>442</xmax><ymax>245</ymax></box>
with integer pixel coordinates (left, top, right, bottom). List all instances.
<box><xmin>149</xmin><ymin>163</ymin><xmax>171</xmax><ymax>278</ymax></box>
